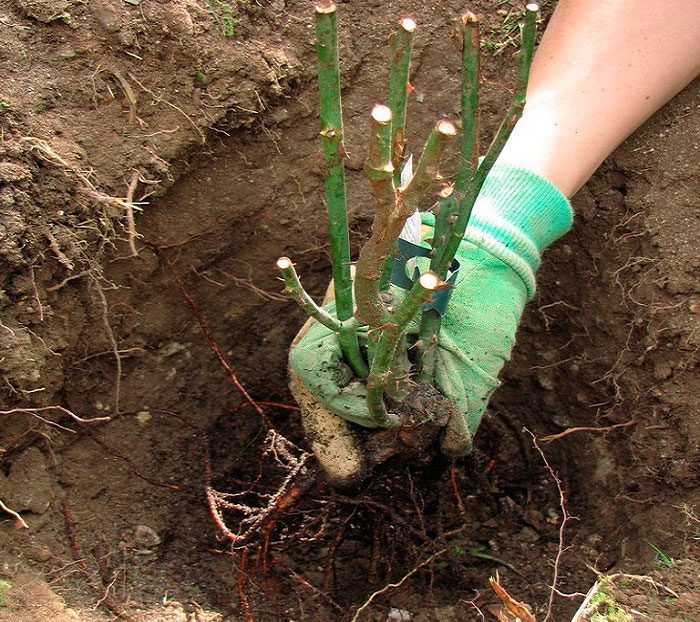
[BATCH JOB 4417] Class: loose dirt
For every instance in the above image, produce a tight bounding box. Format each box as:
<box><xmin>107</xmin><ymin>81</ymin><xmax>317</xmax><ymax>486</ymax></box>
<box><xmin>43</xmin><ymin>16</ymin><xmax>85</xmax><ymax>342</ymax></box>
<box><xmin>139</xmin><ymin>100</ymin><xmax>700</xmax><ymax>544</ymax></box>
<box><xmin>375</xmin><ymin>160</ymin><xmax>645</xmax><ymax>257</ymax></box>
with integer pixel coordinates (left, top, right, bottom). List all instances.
<box><xmin>0</xmin><ymin>1</ymin><xmax>698</xmax><ymax>621</ymax></box>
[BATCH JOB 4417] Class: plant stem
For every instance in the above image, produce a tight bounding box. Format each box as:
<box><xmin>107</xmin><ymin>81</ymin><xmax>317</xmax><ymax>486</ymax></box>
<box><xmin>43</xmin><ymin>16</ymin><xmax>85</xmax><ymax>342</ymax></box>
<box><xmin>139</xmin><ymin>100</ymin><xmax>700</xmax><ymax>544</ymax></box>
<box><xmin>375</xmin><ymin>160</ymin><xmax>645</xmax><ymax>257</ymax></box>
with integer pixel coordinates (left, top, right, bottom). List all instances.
<box><xmin>400</xmin><ymin>120</ymin><xmax>457</xmax><ymax>211</ymax></box>
<box><xmin>277</xmin><ymin>257</ymin><xmax>358</xmax><ymax>334</ymax></box>
<box><xmin>417</xmin><ymin>12</ymin><xmax>480</xmax><ymax>383</ymax></box>
<box><xmin>519</xmin><ymin>4</ymin><xmax>539</xmax><ymax>95</ymax></box>
<box><xmin>433</xmin><ymin>2</ymin><xmax>539</xmax><ymax>280</ymax></box>
<box><xmin>388</xmin><ymin>17</ymin><xmax>416</xmax><ymax>187</ymax></box>
<box><xmin>416</xmin><ymin>190</ymin><xmax>457</xmax><ymax>382</ymax></box>
<box><xmin>355</xmin><ymin>105</ymin><xmax>395</xmax><ymax>329</ymax></box>
<box><xmin>315</xmin><ymin>1</ymin><xmax>366</xmax><ymax>377</ymax></box>
<box><xmin>366</xmin><ymin>272</ymin><xmax>443</xmax><ymax>427</ymax></box>
<box><xmin>454</xmin><ymin>12</ymin><xmax>480</xmax><ymax>196</ymax></box>
<box><xmin>355</xmin><ymin>119</ymin><xmax>455</xmax><ymax>332</ymax></box>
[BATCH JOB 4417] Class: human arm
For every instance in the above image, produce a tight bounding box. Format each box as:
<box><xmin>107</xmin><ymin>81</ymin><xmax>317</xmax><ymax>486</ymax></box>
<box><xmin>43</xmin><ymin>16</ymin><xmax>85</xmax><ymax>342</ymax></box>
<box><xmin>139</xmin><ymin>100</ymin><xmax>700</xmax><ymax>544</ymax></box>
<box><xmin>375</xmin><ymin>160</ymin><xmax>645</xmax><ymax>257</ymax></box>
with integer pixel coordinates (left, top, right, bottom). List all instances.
<box><xmin>499</xmin><ymin>0</ymin><xmax>700</xmax><ymax>196</ymax></box>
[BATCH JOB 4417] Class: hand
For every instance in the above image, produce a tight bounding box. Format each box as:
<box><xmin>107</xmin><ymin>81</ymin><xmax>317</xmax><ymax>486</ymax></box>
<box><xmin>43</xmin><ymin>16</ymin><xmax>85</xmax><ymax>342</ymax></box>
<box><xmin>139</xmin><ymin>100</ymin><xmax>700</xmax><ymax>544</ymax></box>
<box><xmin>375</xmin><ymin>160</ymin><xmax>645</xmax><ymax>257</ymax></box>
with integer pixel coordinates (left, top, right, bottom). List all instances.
<box><xmin>289</xmin><ymin>164</ymin><xmax>573</xmax><ymax>484</ymax></box>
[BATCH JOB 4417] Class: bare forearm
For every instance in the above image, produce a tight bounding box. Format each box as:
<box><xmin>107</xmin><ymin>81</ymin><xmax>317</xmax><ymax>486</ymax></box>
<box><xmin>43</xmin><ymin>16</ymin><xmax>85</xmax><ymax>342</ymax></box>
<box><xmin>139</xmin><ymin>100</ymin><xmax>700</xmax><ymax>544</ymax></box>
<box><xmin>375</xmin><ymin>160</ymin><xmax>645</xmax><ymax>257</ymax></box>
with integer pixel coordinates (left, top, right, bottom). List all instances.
<box><xmin>498</xmin><ymin>0</ymin><xmax>700</xmax><ymax>196</ymax></box>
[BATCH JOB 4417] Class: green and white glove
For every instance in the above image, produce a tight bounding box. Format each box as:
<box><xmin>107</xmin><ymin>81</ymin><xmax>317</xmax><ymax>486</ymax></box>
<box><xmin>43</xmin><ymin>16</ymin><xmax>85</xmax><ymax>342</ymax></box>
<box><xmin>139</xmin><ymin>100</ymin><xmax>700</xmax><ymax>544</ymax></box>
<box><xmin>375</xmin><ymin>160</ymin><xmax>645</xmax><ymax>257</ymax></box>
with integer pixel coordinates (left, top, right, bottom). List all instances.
<box><xmin>289</xmin><ymin>163</ymin><xmax>573</xmax><ymax>465</ymax></box>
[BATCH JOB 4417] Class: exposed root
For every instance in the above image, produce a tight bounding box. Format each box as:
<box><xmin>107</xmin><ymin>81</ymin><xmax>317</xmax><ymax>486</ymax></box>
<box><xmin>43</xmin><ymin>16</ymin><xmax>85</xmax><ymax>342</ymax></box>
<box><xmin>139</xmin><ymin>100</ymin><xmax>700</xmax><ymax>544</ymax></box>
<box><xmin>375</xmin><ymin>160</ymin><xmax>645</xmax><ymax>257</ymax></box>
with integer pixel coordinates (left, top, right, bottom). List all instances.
<box><xmin>0</xmin><ymin>405</ymin><xmax>111</xmax><ymax>430</ymax></box>
<box><xmin>127</xmin><ymin>72</ymin><xmax>206</xmax><ymax>143</ymax></box>
<box><xmin>0</xmin><ymin>499</ymin><xmax>29</xmax><ymax>529</ymax></box>
<box><xmin>152</xmin><ymin>244</ymin><xmax>273</xmax><ymax>427</ymax></box>
<box><xmin>236</xmin><ymin>548</ymin><xmax>254</xmax><ymax>622</ymax></box>
<box><xmin>525</xmin><ymin>428</ymin><xmax>577</xmax><ymax>622</ymax></box>
<box><xmin>89</xmin><ymin>273</ymin><xmax>123</xmax><ymax>415</ymax></box>
<box><xmin>124</xmin><ymin>170</ymin><xmax>141</xmax><ymax>257</ymax></box>
<box><xmin>61</xmin><ymin>499</ymin><xmax>136</xmax><ymax>621</ymax></box>
<box><xmin>22</xmin><ymin>137</ymin><xmax>132</xmax><ymax>212</ymax></box>
<box><xmin>205</xmin><ymin>430</ymin><xmax>314</xmax><ymax>545</ymax></box>
<box><xmin>539</xmin><ymin>420</ymin><xmax>635</xmax><ymax>443</ymax></box>
<box><xmin>350</xmin><ymin>548</ymin><xmax>448</xmax><ymax>622</ymax></box>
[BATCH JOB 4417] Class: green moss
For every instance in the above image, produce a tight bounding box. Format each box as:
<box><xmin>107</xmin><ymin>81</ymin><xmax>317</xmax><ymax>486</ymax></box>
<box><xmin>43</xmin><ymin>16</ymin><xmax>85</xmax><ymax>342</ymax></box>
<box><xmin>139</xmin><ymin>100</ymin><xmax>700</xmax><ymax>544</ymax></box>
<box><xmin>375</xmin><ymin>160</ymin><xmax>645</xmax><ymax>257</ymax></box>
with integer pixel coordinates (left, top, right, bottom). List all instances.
<box><xmin>195</xmin><ymin>70</ymin><xmax>210</xmax><ymax>86</ymax></box>
<box><xmin>589</xmin><ymin>585</ymin><xmax>633</xmax><ymax>622</ymax></box>
<box><xmin>206</xmin><ymin>0</ymin><xmax>241</xmax><ymax>38</ymax></box>
<box><xmin>0</xmin><ymin>579</ymin><xmax>11</xmax><ymax>606</ymax></box>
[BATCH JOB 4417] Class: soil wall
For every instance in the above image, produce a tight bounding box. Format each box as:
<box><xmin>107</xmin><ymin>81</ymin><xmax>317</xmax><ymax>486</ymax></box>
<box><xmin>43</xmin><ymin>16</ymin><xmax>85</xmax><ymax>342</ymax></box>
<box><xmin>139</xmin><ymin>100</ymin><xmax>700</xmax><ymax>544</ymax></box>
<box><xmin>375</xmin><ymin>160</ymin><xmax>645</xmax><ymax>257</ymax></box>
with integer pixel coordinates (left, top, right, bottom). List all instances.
<box><xmin>0</xmin><ymin>1</ymin><xmax>697</xmax><ymax>620</ymax></box>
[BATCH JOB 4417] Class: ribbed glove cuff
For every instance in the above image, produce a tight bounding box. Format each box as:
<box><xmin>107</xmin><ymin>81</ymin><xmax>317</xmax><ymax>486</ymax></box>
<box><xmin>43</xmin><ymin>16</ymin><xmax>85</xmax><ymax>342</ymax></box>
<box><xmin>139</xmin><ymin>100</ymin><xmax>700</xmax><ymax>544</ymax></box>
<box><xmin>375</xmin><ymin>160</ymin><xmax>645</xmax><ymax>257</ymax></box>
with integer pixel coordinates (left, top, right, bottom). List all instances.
<box><xmin>422</xmin><ymin>164</ymin><xmax>573</xmax><ymax>298</ymax></box>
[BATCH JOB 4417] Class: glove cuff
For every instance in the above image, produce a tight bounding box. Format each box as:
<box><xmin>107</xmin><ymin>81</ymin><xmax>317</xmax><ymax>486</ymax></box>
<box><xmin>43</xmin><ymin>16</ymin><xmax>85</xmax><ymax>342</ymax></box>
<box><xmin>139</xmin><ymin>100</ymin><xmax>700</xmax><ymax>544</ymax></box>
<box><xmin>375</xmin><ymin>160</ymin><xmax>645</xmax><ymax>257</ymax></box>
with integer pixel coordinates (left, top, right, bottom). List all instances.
<box><xmin>421</xmin><ymin>164</ymin><xmax>573</xmax><ymax>299</ymax></box>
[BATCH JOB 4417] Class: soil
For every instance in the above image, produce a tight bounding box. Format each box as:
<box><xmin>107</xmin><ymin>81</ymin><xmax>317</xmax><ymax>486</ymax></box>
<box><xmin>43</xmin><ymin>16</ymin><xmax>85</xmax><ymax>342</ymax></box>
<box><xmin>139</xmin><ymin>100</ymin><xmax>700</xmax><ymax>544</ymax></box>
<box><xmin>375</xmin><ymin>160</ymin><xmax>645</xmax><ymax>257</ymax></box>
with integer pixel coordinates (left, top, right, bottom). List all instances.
<box><xmin>0</xmin><ymin>1</ymin><xmax>698</xmax><ymax>621</ymax></box>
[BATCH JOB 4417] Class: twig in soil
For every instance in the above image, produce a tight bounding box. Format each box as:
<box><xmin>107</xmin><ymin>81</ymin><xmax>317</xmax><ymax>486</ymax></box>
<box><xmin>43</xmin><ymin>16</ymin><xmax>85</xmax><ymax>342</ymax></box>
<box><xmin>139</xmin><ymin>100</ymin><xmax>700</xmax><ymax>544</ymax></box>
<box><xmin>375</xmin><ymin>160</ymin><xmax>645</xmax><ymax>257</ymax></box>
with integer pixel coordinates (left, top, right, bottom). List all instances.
<box><xmin>350</xmin><ymin>548</ymin><xmax>448</xmax><ymax>622</ymax></box>
<box><xmin>109</xmin><ymin>70</ymin><xmax>141</xmax><ymax>127</ymax></box>
<box><xmin>236</xmin><ymin>548</ymin><xmax>255</xmax><ymax>622</ymax></box>
<box><xmin>86</xmin><ymin>431</ymin><xmax>184</xmax><ymax>491</ymax></box>
<box><xmin>91</xmin><ymin>273</ymin><xmax>123</xmax><ymax>415</ymax></box>
<box><xmin>525</xmin><ymin>428</ymin><xmax>575</xmax><ymax>622</ymax></box>
<box><xmin>152</xmin><ymin>245</ymin><xmax>272</xmax><ymax>427</ymax></box>
<box><xmin>489</xmin><ymin>574</ymin><xmax>536</xmax><ymax>622</ymax></box>
<box><xmin>124</xmin><ymin>171</ymin><xmax>140</xmax><ymax>256</ymax></box>
<box><xmin>0</xmin><ymin>499</ymin><xmax>29</xmax><ymax>529</ymax></box>
<box><xmin>127</xmin><ymin>72</ymin><xmax>206</xmax><ymax>143</ymax></box>
<box><xmin>61</xmin><ymin>499</ymin><xmax>136</xmax><ymax>622</ymax></box>
<box><xmin>539</xmin><ymin>420</ymin><xmax>634</xmax><ymax>443</ymax></box>
<box><xmin>0</xmin><ymin>405</ymin><xmax>111</xmax><ymax>428</ymax></box>
<box><xmin>272</xmin><ymin>553</ymin><xmax>345</xmax><ymax>613</ymax></box>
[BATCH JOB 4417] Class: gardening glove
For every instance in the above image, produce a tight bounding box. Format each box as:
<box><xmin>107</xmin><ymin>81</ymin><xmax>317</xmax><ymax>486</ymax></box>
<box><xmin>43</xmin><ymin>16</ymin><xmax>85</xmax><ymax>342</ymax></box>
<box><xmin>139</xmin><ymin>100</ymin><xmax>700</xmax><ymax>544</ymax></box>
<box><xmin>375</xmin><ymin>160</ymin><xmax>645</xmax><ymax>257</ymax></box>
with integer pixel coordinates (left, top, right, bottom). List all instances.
<box><xmin>289</xmin><ymin>163</ymin><xmax>573</xmax><ymax>477</ymax></box>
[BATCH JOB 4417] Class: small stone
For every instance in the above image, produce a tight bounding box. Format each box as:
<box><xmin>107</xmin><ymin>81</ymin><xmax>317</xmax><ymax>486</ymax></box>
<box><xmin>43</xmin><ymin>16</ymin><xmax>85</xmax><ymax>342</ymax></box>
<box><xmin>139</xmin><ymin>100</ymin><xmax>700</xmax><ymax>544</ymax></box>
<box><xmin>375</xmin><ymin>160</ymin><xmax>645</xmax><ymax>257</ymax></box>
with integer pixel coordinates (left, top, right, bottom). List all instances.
<box><xmin>27</xmin><ymin>544</ymin><xmax>52</xmax><ymax>562</ymax></box>
<box><xmin>519</xmin><ymin>526</ymin><xmax>540</xmax><ymax>543</ymax></box>
<box><xmin>160</xmin><ymin>341</ymin><xmax>187</xmax><ymax>357</ymax></box>
<box><xmin>677</xmin><ymin>592</ymin><xmax>700</xmax><ymax>608</ymax></box>
<box><xmin>92</xmin><ymin>1</ymin><xmax>123</xmax><ymax>32</ymax></box>
<box><xmin>546</xmin><ymin>508</ymin><xmax>560</xmax><ymax>524</ymax></box>
<box><xmin>15</xmin><ymin>0</ymin><xmax>71</xmax><ymax>23</ymax></box>
<box><xmin>270</xmin><ymin>108</ymin><xmax>290</xmax><ymax>124</ymax></box>
<box><xmin>536</xmin><ymin>372</ymin><xmax>555</xmax><ymax>391</ymax></box>
<box><xmin>161</xmin><ymin>3</ymin><xmax>194</xmax><ymax>36</ymax></box>
<box><xmin>133</xmin><ymin>525</ymin><xmax>161</xmax><ymax>548</ymax></box>
<box><xmin>56</xmin><ymin>48</ymin><xmax>77</xmax><ymax>60</ymax></box>
<box><xmin>386</xmin><ymin>608</ymin><xmax>412</xmax><ymax>621</ymax></box>
<box><xmin>653</xmin><ymin>361</ymin><xmax>673</xmax><ymax>381</ymax></box>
